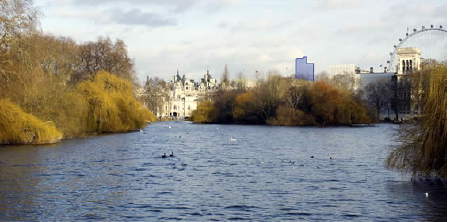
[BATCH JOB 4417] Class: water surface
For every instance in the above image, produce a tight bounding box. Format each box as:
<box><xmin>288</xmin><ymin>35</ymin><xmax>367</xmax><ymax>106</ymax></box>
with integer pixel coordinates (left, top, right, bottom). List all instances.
<box><xmin>0</xmin><ymin>122</ymin><xmax>446</xmax><ymax>221</ymax></box>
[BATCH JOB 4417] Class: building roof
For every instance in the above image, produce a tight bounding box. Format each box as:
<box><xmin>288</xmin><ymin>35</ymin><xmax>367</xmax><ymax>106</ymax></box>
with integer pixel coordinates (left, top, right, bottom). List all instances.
<box><xmin>358</xmin><ymin>72</ymin><xmax>395</xmax><ymax>88</ymax></box>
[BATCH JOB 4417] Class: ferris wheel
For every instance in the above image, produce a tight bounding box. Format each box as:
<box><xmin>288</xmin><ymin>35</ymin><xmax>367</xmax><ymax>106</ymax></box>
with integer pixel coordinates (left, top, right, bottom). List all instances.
<box><xmin>386</xmin><ymin>25</ymin><xmax>447</xmax><ymax>72</ymax></box>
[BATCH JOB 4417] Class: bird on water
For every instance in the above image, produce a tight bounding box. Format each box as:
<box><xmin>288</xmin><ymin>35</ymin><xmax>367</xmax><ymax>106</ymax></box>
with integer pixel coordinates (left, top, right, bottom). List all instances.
<box><xmin>169</xmin><ymin>152</ymin><xmax>174</xmax><ymax>157</ymax></box>
<box><xmin>162</xmin><ymin>153</ymin><xmax>167</xmax><ymax>158</ymax></box>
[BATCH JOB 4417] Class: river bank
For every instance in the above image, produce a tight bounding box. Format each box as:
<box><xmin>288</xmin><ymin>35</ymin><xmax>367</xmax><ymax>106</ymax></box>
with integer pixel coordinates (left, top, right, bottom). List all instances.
<box><xmin>0</xmin><ymin>72</ymin><xmax>156</xmax><ymax>146</ymax></box>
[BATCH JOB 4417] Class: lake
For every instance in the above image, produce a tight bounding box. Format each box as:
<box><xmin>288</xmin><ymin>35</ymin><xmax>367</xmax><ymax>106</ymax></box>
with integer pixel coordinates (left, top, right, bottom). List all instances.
<box><xmin>0</xmin><ymin>122</ymin><xmax>446</xmax><ymax>221</ymax></box>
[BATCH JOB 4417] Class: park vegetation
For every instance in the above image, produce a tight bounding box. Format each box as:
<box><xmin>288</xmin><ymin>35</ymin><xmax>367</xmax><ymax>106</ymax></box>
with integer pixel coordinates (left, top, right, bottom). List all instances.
<box><xmin>0</xmin><ymin>0</ymin><xmax>154</xmax><ymax>144</ymax></box>
<box><xmin>192</xmin><ymin>74</ymin><xmax>373</xmax><ymax>126</ymax></box>
<box><xmin>386</xmin><ymin>63</ymin><xmax>447</xmax><ymax>179</ymax></box>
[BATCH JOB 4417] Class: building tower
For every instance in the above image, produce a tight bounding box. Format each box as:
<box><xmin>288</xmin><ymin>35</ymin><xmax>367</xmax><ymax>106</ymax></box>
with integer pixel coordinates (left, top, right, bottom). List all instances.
<box><xmin>396</xmin><ymin>47</ymin><xmax>421</xmax><ymax>74</ymax></box>
<box><xmin>295</xmin><ymin>56</ymin><xmax>315</xmax><ymax>81</ymax></box>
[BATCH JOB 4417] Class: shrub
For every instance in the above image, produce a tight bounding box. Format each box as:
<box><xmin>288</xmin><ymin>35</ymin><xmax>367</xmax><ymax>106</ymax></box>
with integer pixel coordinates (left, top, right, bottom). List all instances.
<box><xmin>0</xmin><ymin>99</ymin><xmax>63</xmax><ymax>144</ymax></box>
<box><xmin>268</xmin><ymin>105</ymin><xmax>316</xmax><ymax>126</ymax></box>
<box><xmin>233</xmin><ymin>92</ymin><xmax>261</xmax><ymax>123</ymax></box>
<box><xmin>192</xmin><ymin>76</ymin><xmax>373</xmax><ymax>126</ymax></box>
<box><xmin>191</xmin><ymin>100</ymin><xmax>216</xmax><ymax>123</ymax></box>
<box><xmin>76</xmin><ymin>71</ymin><xmax>155</xmax><ymax>133</ymax></box>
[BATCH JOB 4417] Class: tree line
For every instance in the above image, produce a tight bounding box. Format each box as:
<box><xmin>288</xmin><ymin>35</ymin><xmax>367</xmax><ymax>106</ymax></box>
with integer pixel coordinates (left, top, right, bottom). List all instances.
<box><xmin>0</xmin><ymin>0</ymin><xmax>155</xmax><ymax>145</ymax></box>
<box><xmin>191</xmin><ymin>74</ymin><xmax>373</xmax><ymax>126</ymax></box>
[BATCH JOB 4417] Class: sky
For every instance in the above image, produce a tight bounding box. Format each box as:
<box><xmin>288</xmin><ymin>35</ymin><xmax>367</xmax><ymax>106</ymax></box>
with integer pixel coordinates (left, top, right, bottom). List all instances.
<box><xmin>34</xmin><ymin>0</ymin><xmax>447</xmax><ymax>82</ymax></box>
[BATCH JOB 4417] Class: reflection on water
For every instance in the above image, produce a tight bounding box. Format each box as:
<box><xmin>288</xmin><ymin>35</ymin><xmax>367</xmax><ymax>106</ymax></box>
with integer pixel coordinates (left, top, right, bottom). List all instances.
<box><xmin>0</xmin><ymin>122</ymin><xmax>446</xmax><ymax>221</ymax></box>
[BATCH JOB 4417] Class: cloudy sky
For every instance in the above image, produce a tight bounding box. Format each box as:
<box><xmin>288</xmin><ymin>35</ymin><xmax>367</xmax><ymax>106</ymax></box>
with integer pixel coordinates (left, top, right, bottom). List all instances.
<box><xmin>35</xmin><ymin>0</ymin><xmax>446</xmax><ymax>82</ymax></box>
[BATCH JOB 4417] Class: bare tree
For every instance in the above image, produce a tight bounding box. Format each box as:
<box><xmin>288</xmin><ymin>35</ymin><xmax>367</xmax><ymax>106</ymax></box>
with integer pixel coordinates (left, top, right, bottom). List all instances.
<box><xmin>143</xmin><ymin>77</ymin><xmax>170</xmax><ymax>117</ymax></box>
<box><xmin>364</xmin><ymin>79</ymin><xmax>393</xmax><ymax>120</ymax></box>
<box><xmin>73</xmin><ymin>37</ymin><xmax>134</xmax><ymax>83</ymax></box>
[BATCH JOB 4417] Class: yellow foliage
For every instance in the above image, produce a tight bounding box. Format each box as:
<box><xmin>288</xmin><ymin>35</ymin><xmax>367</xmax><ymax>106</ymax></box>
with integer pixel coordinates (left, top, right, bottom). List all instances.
<box><xmin>94</xmin><ymin>70</ymin><xmax>134</xmax><ymax>93</ymax></box>
<box><xmin>193</xmin><ymin>76</ymin><xmax>372</xmax><ymax>126</ymax></box>
<box><xmin>76</xmin><ymin>71</ymin><xmax>155</xmax><ymax>133</ymax></box>
<box><xmin>233</xmin><ymin>92</ymin><xmax>255</xmax><ymax>121</ymax></box>
<box><xmin>191</xmin><ymin>100</ymin><xmax>216</xmax><ymax>123</ymax></box>
<box><xmin>309</xmin><ymin>81</ymin><xmax>371</xmax><ymax>126</ymax></box>
<box><xmin>269</xmin><ymin>105</ymin><xmax>316</xmax><ymax>126</ymax></box>
<box><xmin>50</xmin><ymin>91</ymin><xmax>89</xmax><ymax>138</ymax></box>
<box><xmin>0</xmin><ymin>99</ymin><xmax>63</xmax><ymax>145</ymax></box>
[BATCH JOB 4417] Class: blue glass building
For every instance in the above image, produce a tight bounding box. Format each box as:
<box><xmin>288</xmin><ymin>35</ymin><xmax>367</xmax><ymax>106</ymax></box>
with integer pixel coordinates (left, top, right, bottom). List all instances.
<box><xmin>295</xmin><ymin>56</ymin><xmax>314</xmax><ymax>81</ymax></box>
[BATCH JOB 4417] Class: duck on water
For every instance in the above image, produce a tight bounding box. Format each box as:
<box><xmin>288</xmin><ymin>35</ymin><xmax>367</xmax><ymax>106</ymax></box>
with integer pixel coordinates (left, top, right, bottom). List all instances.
<box><xmin>162</xmin><ymin>152</ymin><xmax>175</xmax><ymax>158</ymax></box>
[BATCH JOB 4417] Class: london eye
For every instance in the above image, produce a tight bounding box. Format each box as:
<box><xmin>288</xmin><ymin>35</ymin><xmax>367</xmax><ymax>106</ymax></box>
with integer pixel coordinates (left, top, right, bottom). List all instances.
<box><xmin>386</xmin><ymin>25</ymin><xmax>447</xmax><ymax>72</ymax></box>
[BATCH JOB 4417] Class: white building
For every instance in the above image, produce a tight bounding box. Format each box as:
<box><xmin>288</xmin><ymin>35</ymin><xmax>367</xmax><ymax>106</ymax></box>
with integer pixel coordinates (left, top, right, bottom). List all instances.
<box><xmin>158</xmin><ymin>70</ymin><xmax>218</xmax><ymax>119</ymax></box>
<box><xmin>396</xmin><ymin>47</ymin><xmax>421</xmax><ymax>75</ymax></box>
<box><xmin>356</xmin><ymin>47</ymin><xmax>422</xmax><ymax>120</ymax></box>
<box><xmin>328</xmin><ymin>64</ymin><xmax>357</xmax><ymax>76</ymax></box>
<box><xmin>327</xmin><ymin>64</ymin><xmax>361</xmax><ymax>91</ymax></box>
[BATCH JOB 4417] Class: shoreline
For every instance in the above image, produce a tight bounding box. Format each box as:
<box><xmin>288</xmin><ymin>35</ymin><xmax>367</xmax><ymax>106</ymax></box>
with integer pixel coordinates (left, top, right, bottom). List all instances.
<box><xmin>0</xmin><ymin>122</ymin><xmax>153</xmax><ymax>146</ymax></box>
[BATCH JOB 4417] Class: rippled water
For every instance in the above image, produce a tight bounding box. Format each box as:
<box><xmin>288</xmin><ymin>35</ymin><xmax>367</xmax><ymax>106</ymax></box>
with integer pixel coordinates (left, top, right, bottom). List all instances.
<box><xmin>0</xmin><ymin>122</ymin><xmax>446</xmax><ymax>221</ymax></box>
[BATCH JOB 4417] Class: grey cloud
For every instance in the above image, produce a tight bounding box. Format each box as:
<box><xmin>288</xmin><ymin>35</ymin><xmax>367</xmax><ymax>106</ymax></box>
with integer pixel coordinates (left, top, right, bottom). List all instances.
<box><xmin>107</xmin><ymin>8</ymin><xmax>177</xmax><ymax>27</ymax></box>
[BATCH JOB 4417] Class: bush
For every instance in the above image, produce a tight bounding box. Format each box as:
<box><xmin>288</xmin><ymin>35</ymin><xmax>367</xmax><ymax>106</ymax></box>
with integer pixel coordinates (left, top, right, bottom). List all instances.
<box><xmin>76</xmin><ymin>71</ymin><xmax>155</xmax><ymax>133</ymax></box>
<box><xmin>192</xmin><ymin>75</ymin><xmax>373</xmax><ymax>127</ymax></box>
<box><xmin>0</xmin><ymin>99</ymin><xmax>63</xmax><ymax>144</ymax></box>
<box><xmin>191</xmin><ymin>100</ymin><xmax>216</xmax><ymax>123</ymax></box>
<box><xmin>268</xmin><ymin>105</ymin><xmax>316</xmax><ymax>126</ymax></box>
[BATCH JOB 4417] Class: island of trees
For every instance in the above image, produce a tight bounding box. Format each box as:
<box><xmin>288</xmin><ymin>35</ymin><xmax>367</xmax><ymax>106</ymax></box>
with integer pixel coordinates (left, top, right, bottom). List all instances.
<box><xmin>191</xmin><ymin>75</ymin><xmax>373</xmax><ymax>126</ymax></box>
<box><xmin>0</xmin><ymin>0</ymin><xmax>155</xmax><ymax>145</ymax></box>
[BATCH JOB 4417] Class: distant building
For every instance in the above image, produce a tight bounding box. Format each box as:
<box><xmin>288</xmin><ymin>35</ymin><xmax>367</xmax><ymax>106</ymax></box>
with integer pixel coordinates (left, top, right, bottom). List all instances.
<box><xmin>396</xmin><ymin>47</ymin><xmax>421</xmax><ymax>75</ymax></box>
<box><xmin>328</xmin><ymin>64</ymin><xmax>356</xmax><ymax>76</ymax></box>
<box><xmin>356</xmin><ymin>47</ymin><xmax>422</xmax><ymax>121</ymax></box>
<box><xmin>327</xmin><ymin>64</ymin><xmax>360</xmax><ymax>91</ymax></box>
<box><xmin>162</xmin><ymin>70</ymin><xmax>218</xmax><ymax>119</ymax></box>
<box><xmin>295</xmin><ymin>56</ymin><xmax>314</xmax><ymax>81</ymax></box>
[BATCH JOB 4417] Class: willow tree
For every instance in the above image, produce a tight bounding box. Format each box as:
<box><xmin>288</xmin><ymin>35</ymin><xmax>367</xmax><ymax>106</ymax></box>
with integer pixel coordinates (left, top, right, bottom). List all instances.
<box><xmin>386</xmin><ymin>64</ymin><xmax>447</xmax><ymax>178</ymax></box>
